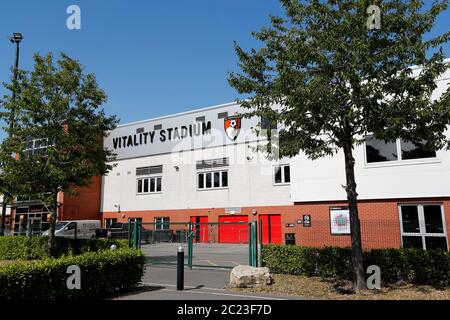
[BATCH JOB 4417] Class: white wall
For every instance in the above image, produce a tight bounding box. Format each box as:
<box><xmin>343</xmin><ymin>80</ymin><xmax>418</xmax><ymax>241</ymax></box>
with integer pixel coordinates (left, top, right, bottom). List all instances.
<box><xmin>290</xmin><ymin>142</ymin><xmax>450</xmax><ymax>202</ymax></box>
<box><xmin>290</xmin><ymin>67</ymin><xmax>450</xmax><ymax>202</ymax></box>
<box><xmin>101</xmin><ymin>142</ymin><xmax>292</xmax><ymax>212</ymax></box>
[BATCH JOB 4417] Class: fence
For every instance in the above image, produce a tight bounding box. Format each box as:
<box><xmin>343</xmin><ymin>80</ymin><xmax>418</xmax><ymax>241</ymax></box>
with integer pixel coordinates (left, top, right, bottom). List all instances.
<box><xmin>133</xmin><ymin>220</ymin><xmax>259</xmax><ymax>269</ymax></box>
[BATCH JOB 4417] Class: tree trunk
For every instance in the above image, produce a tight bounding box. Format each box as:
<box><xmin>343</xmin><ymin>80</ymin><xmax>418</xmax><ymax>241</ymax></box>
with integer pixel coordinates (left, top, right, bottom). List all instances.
<box><xmin>47</xmin><ymin>192</ymin><xmax>58</xmax><ymax>258</ymax></box>
<box><xmin>342</xmin><ymin>138</ymin><xmax>366</xmax><ymax>291</ymax></box>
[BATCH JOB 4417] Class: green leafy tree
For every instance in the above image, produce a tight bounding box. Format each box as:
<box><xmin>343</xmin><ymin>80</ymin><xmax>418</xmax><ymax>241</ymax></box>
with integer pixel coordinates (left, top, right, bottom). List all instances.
<box><xmin>0</xmin><ymin>53</ymin><xmax>118</xmax><ymax>256</ymax></box>
<box><xmin>228</xmin><ymin>0</ymin><xmax>450</xmax><ymax>290</ymax></box>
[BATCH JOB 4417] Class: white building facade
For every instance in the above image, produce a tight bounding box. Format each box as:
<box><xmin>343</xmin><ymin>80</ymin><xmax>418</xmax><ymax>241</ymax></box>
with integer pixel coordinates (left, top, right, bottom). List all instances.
<box><xmin>100</xmin><ymin>67</ymin><xmax>450</xmax><ymax>249</ymax></box>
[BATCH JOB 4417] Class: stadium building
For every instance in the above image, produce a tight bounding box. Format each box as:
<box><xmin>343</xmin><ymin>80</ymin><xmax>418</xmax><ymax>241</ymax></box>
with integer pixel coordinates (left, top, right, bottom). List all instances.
<box><xmin>2</xmin><ymin>64</ymin><xmax>449</xmax><ymax>251</ymax></box>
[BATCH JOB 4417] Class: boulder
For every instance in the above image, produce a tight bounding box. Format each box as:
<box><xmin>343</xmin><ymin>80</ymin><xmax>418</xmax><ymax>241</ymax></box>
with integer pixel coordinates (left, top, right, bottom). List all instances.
<box><xmin>229</xmin><ymin>265</ymin><xmax>273</xmax><ymax>288</ymax></box>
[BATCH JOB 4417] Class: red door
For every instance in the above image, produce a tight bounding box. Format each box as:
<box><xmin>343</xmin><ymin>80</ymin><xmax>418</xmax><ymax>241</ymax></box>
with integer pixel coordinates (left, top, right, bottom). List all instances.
<box><xmin>190</xmin><ymin>216</ymin><xmax>208</xmax><ymax>243</ymax></box>
<box><xmin>219</xmin><ymin>215</ymin><xmax>249</xmax><ymax>244</ymax></box>
<box><xmin>259</xmin><ymin>215</ymin><xmax>282</xmax><ymax>244</ymax></box>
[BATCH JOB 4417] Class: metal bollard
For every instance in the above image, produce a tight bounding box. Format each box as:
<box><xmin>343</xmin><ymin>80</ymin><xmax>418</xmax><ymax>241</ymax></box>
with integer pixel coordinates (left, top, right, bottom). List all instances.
<box><xmin>177</xmin><ymin>246</ymin><xmax>184</xmax><ymax>290</ymax></box>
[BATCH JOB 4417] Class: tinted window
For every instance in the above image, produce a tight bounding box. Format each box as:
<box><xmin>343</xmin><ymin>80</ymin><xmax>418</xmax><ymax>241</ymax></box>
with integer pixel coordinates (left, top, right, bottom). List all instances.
<box><xmin>214</xmin><ymin>172</ymin><xmax>220</xmax><ymax>188</ymax></box>
<box><xmin>284</xmin><ymin>166</ymin><xmax>290</xmax><ymax>183</ymax></box>
<box><xmin>150</xmin><ymin>178</ymin><xmax>155</xmax><ymax>192</ymax></box>
<box><xmin>66</xmin><ymin>222</ymin><xmax>76</xmax><ymax>230</ymax></box>
<box><xmin>402</xmin><ymin>236</ymin><xmax>423</xmax><ymax>249</ymax></box>
<box><xmin>137</xmin><ymin>180</ymin><xmax>142</xmax><ymax>193</ymax></box>
<box><xmin>205</xmin><ymin>173</ymin><xmax>212</xmax><ymax>188</ymax></box>
<box><xmin>401</xmin><ymin>140</ymin><xmax>436</xmax><ymax>160</ymax></box>
<box><xmin>425</xmin><ymin>237</ymin><xmax>448</xmax><ymax>251</ymax></box>
<box><xmin>401</xmin><ymin>206</ymin><xmax>420</xmax><ymax>233</ymax></box>
<box><xmin>156</xmin><ymin>177</ymin><xmax>162</xmax><ymax>192</ymax></box>
<box><xmin>221</xmin><ymin>171</ymin><xmax>228</xmax><ymax>187</ymax></box>
<box><xmin>274</xmin><ymin>167</ymin><xmax>282</xmax><ymax>183</ymax></box>
<box><xmin>198</xmin><ymin>173</ymin><xmax>204</xmax><ymax>189</ymax></box>
<box><xmin>143</xmin><ymin>179</ymin><xmax>149</xmax><ymax>193</ymax></box>
<box><xmin>424</xmin><ymin>205</ymin><xmax>444</xmax><ymax>233</ymax></box>
<box><xmin>365</xmin><ymin>136</ymin><xmax>398</xmax><ymax>163</ymax></box>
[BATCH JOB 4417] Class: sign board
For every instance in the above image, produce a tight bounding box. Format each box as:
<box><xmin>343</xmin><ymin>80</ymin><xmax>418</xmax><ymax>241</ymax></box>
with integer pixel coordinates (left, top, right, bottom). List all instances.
<box><xmin>303</xmin><ymin>215</ymin><xmax>311</xmax><ymax>227</ymax></box>
<box><xmin>330</xmin><ymin>207</ymin><xmax>350</xmax><ymax>235</ymax></box>
<box><xmin>285</xmin><ymin>223</ymin><xmax>295</xmax><ymax>228</ymax></box>
<box><xmin>103</xmin><ymin>103</ymin><xmax>262</xmax><ymax>160</ymax></box>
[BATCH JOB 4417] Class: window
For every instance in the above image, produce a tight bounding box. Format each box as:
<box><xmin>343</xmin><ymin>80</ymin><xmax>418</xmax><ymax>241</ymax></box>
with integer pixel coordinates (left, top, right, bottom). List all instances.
<box><xmin>273</xmin><ymin>165</ymin><xmax>290</xmax><ymax>184</ymax></box>
<box><xmin>197</xmin><ymin>170</ymin><xmax>228</xmax><ymax>190</ymax></box>
<box><xmin>137</xmin><ymin>176</ymin><xmax>162</xmax><ymax>194</ymax></box>
<box><xmin>400</xmin><ymin>139</ymin><xmax>436</xmax><ymax>160</ymax></box>
<box><xmin>197</xmin><ymin>158</ymin><xmax>229</xmax><ymax>190</ymax></box>
<box><xmin>399</xmin><ymin>204</ymin><xmax>448</xmax><ymax>250</ymax></box>
<box><xmin>365</xmin><ymin>136</ymin><xmax>398</xmax><ymax>163</ymax></box>
<box><xmin>66</xmin><ymin>222</ymin><xmax>76</xmax><ymax>231</ymax></box>
<box><xmin>104</xmin><ymin>218</ymin><xmax>117</xmax><ymax>228</ymax></box>
<box><xmin>155</xmin><ymin>217</ymin><xmax>170</xmax><ymax>230</ymax></box>
<box><xmin>365</xmin><ymin>135</ymin><xmax>436</xmax><ymax>164</ymax></box>
<box><xmin>23</xmin><ymin>138</ymin><xmax>55</xmax><ymax>156</ymax></box>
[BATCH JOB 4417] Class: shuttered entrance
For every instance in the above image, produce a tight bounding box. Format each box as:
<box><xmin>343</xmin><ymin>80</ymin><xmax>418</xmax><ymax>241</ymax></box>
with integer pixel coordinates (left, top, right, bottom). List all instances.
<box><xmin>218</xmin><ymin>215</ymin><xmax>249</xmax><ymax>243</ymax></box>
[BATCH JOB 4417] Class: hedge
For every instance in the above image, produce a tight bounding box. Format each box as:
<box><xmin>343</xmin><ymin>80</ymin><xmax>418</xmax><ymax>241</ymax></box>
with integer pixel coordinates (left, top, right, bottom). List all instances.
<box><xmin>0</xmin><ymin>236</ymin><xmax>128</xmax><ymax>260</ymax></box>
<box><xmin>262</xmin><ymin>245</ymin><xmax>450</xmax><ymax>286</ymax></box>
<box><xmin>0</xmin><ymin>248</ymin><xmax>145</xmax><ymax>300</ymax></box>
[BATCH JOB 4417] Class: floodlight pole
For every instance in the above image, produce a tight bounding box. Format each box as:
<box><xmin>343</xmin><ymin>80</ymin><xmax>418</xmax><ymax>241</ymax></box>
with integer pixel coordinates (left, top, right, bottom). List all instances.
<box><xmin>1</xmin><ymin>33</ymin><xmax>23</xmax><ymax>236</ymax></box>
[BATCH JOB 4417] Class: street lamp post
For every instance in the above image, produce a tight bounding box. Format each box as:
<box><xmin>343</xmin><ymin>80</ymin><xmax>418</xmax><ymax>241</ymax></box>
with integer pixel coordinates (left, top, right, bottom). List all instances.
<box><xmin>1</xmin><ymin>32</ymin><xmax>23</xmax><ymax>236</ymax></box>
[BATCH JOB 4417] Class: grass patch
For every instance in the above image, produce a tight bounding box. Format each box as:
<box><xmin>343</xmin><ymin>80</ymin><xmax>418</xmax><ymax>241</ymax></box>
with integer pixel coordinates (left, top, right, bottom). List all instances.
<box><xmin>230</xmin><ymin>274</ymin><xmax>450</xmax><ymax>300</ymax></box>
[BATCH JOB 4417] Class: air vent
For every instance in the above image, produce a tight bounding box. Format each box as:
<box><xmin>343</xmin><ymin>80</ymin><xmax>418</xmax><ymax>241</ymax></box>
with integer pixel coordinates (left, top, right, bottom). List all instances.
<box><xmin>136</xmin><ymin>165</ymin><xmax>163</xmax><ymax>176</ymax></box>
<box><xmin>196</xmin><ymin>158</ymin><xmax>229</xmax><ymax>170</ymax></box>
<box><xmin>154</xmin><ymin>124</ymin><xmax>162</xmax><ymax>130</ymax></box>
<box><xmin>136</xmin><ymin>127</ymin><xmax>144</xmax><ymax>134</ymax></box>
<box><xmin>217</xmin><ymin>112</ymin><xmax>228</xmax><ymax>119</ymax></box>
<box><xmin>195</xmin><ymin>116</ymin><xmax>205</xmax><ymax>122</ymax></box>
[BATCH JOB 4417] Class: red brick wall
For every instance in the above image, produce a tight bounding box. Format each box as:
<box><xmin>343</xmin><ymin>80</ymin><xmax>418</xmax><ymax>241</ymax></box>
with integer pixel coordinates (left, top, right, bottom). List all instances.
<box><xmin>59</xmin><ymin>176</ymin><xmax>102</xmax><ymax>221</ymax></box>
<box><xmin>102</xmin><ymin>197</ymin><xmax>450</xmax><ymax>249</ymax></box>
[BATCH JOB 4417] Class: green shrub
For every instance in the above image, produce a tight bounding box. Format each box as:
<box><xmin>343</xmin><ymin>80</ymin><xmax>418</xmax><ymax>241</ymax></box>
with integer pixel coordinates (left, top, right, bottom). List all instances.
<box><xmin>0</xmin><ymin>248</ymin><xmax>145</xmax><ymax>300</ymax></box>
<box><xmin>316</xmin><ymin>247</ymin><xmax>352</xmax><ymax>279</ymax></box>
<box><xmin>0</xmin><ymin>236</ymin><xmax>128</xmax><ymax>260</ymax></box>
<box><xmin>262</xmin><ymin>245</ymin><xmax>449</xmax><ymax>286</ymax></box>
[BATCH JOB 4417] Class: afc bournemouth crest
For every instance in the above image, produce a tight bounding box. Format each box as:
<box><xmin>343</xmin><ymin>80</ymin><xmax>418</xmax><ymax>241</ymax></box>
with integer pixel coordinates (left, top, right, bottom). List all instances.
<box><xmin>224</xmin><ymin>116</ymin><xmax>241</xmax><ymax>141</ymax></box>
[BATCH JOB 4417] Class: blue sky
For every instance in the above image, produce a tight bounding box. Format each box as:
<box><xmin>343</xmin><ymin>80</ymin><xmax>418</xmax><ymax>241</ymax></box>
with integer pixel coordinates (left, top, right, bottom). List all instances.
<box><xmin>0</xmin><ymin>0</ymin><xmax>449</xmax><ymax>138</ymax></box>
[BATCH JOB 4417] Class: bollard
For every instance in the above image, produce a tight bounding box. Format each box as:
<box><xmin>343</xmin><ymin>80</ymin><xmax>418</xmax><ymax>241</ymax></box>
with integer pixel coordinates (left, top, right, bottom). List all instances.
<box><xmin>177</xmin><ymin>246</ymin><xmax>184</xmax><ymax>291</ymax></box>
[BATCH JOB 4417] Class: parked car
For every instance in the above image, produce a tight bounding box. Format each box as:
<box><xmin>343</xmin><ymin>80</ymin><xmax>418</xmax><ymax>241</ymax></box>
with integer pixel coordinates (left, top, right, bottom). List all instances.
<box><xmin>95</xmin><ymin>222</ymin><xmax>172</xmax><ymax>244</ymax></box>
<box><xmin>42</xmin><ymin>220</ymin><xmax>101</xmax><ymax>239</ymax></box>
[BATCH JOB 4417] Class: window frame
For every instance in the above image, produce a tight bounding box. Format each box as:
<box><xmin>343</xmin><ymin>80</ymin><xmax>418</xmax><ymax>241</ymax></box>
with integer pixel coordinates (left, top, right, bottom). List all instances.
<box><xmin>398</xmin><ymin>203</ymin><xmax>448</xmax><ymax>250</ymax></box>
<box><xmin>364</xmin><ymin>135</ymin><xmax>439</xmax><ymax>167</ymax></box>
<box><xmin>23</xmin><ymin>137</ymin><xmax>55</xmax><ymax>156</ymax></box>
<box><xmin>154</xmin><ymin>217</ymin><xmax>170</xmax><ymax>230</ymax></box>
<box><xmin>136</xmin><ymin>175</ymin><xmax>163</xmax><ymax>195</ymax></box>
<box><xmin>196</xmin><ymin>169</ymin><xmax>229</xmax><ymax>191</ymax></box>
<box><xmin>273</xmin><ymin>164</ymin><xmax>291</xmax><ymax>185</ymax></box>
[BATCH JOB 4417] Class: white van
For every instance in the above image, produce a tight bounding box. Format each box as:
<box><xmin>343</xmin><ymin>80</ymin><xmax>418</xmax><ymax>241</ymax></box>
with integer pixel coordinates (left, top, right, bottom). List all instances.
<box><xmin>42</xmin><ymin>220</ymin><xmax>101</xmax><ymax>239</ymax></box>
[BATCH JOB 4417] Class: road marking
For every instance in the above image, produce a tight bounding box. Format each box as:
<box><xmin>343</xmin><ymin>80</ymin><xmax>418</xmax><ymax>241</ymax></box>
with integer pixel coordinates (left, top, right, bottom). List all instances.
<box><xmin>142</xmin><ymin>282</ymin><xmax>225</xmax><ymax>291</ymax></box>
<box><xmin>158</xmin><ymin>288</ymin><xmax>287</xmax><ymax>300</ymax></box>
<box><xmin>205</xmin><ymin>259</ymin><xmax>218</xmax><ymax>266</ymax></box>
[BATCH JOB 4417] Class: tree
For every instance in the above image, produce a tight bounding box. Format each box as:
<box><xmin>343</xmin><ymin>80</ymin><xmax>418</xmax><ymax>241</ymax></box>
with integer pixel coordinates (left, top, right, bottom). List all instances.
<box><xmin>0</xmin><ymin>53</ymin><xmax>118</xmax><ymax>256</ymax></box>
<box><xmin>228</xmin><ymin>0</ymin><xmax>450</xmax><ymax>290</ymax></box>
